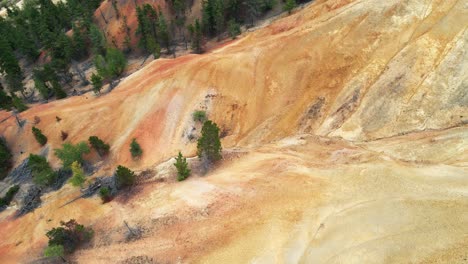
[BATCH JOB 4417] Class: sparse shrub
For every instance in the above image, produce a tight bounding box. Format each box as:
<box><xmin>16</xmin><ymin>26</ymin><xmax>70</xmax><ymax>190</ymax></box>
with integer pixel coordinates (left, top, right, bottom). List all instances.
<box><xmin>193</xmin><ymin>110</ymin><xmax>207</xmax><ymax>122</ymax></box>
<box><xmin>197</xmin><ymin>120</ymin><xmax>222</xmax><ymax>163</ymax></box>
<box><xmin>99</xmin><ymin>187</ymin><xmax>111</xmax><ymax>203</ymax></box>
<box><xmin>54</xmin><ymin>142</ymin><xmax>90</xmax><ymax>168</ymax></box>
<box><xmin>0</xmin><ymin>138</ymin><xmax>12</xmax><ymax>180</ymax></box>
<box><xmin>69</xmin><ymin>161</ymin><xmax>85</xmax><ymax>187</ymax></box>
<box><xmin>115</xmin><ymin>165</ymin><xmax>135</xmax><ymax>189</ymax></box>
<box><xmin>32</xmin><ymin>127</ymin><xmax>47</xmax><ymax>146</ymax></box>
<box><xmin>28</xmin><ymin>154</ymin><xmax>58</xmax><ymax>187</ymax></box>
<box><xmin>174</xmin><ymin>152</ymin><xmax>190</xmax><ymax>181</ymax></box>
<box><xmin>0</xmin><ymin>185</ymin><xmax>19</xmax><ymax>207</ymax></box>
<box><xmin>45</xmin><ymin>219</ymin><xmax>93</xmax><ymax>254</ymax></box>
<box><xmin>88</xmin><ymin>136</ymin><xmax>110</xmax><ymax>157</ymax></box>
<box><xmin>130</xmin><ymin>138</ymin><xmax>142</xmax><ymax>159</ymax></box>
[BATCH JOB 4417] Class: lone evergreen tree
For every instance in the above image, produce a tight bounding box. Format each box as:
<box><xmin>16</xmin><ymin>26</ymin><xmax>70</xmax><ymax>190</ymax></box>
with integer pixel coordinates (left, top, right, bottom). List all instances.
<box><xmin>130</xmin><ymin>138</ymin><xmax>143</xmax><ymax>159</ymax></box>
<box><xmin>115</xmin><ymin>165</ymin><xmax>135</xmax><ymax>189</ymax></box>
<box><xmin>197</xmin><ymin>120</ymin><xmax>222</xmax><ymax>163</ymax></box>
<box><xmin>174</xmin><ymin>151</ymin><xmax>190</xmax><ymax>181</ymax></box>
<box><xmin>32</xmin><ymin>127</ymin><xmax>48</xmax><ymax>146</ymax></box>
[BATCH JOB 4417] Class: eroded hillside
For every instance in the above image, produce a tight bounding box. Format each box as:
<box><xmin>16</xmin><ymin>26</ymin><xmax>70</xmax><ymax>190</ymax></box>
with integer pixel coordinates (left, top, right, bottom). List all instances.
<box><xmin>0</xmin><ymin>0</ymin><xmax>467</xmax><ymax>263</ymax></box>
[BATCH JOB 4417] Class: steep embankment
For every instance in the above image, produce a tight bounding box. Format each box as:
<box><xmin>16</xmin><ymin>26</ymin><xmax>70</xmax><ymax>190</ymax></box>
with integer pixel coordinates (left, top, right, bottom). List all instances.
<box><xmin>0</xmin><ymin>0</ymin><xmax>467</xmax><ymax>263</ymax></box>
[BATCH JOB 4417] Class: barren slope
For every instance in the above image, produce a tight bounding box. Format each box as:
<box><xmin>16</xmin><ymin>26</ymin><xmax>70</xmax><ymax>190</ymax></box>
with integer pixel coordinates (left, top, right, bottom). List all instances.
<box><xmin>0</xmin><ymin>0</ymin><xmax>467</xmax><ymax>263</ymax></box>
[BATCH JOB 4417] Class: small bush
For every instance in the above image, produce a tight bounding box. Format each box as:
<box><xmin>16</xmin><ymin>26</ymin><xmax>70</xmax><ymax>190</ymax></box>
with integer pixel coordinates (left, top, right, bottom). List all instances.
<box><xmin>0</xmin><ymin>138</ymin><xmax>12</xmax><ymax>180</ymax></box>
<box><xmin>129</xmin><ymin>138</ymin><xmax>142</xmax><ymax>159</ymax></box>
<box><xmin>99</xmin><ymin>187</ymin><xmax>111</xmax><ymax>203</ymax></box>
<box><xmin>0</xmin><ymin>185</ymin><xmax>19</xmax><ymax>207</ymax></box>
<box><xmin>45</xmin><ymin>219</ymin><xmax>93</xmax><ymax>254</ymax></box>
<box><xmin>28</xmin><ymin>154</ymin><xmax>57</xmax><ymax>187</ymax></box>
<box><xmin>54</xmin><ymin>142</ymin><xmax>90</xmax><ymax>168</ymax></box>
<box><xmin>174</xmin><ymin>152</ymin><xmax>190</xmax><ymax>181</ymax></box>
<box><xmin>89</xmin><ymin>136</ymin><xmax>110</xmax><ymax>157</ymax></box>
<box><xmin>32</xmin><ymin>127</ymin><xmax>47</xmax><ymax>146</ymax></box>
<box><xmin>115</xmin><ymin>165</ymin><xmax>135</xmax><ymax>189</ymax></box>
<box><xmin>192</xmin><ymin>110</ymin><xmax>207</xmax><ymax>122</ymax></box>
<box><xmin>69</xmin><ymin>161</ymin><xmax>85</xmax><ymax>187</ymax></box>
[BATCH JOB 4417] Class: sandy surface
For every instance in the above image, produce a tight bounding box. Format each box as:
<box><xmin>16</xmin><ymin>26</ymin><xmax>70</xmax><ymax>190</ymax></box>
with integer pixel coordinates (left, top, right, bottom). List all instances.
<box><xmin>0</xmin><ymin>0</ymin><xmax>467</xmax><ymax>263</ymax></box>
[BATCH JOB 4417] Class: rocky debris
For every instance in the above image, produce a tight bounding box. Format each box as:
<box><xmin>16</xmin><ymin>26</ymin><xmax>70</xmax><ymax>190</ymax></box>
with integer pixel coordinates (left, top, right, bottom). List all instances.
<box><xmin>17</xmin><ymin>185</ymin><xmax>41</xmax><ymax>217</ymax></box>
<box><xmin>82</xmin><ymin>176</ymin><xmax>116</xmax><ymax>198</ymax></box>
<box><xmin>50</xmin><ymin>169</ymin><xmax>72</xmax><ymax>192</ymax></box>
<box><xmin>5</xmin><ymin>158</ymin><xmax>33</xmax><ymax>185</ymax></box>
<box><xmin>120</xmin><ymin>255</ymin><xmax>156</xmax><ymax>264</ymax></box>
<box><xmin>124</xmin><ymin>221</ymin><xmax>143</xmax><ymax>242</ymax></box>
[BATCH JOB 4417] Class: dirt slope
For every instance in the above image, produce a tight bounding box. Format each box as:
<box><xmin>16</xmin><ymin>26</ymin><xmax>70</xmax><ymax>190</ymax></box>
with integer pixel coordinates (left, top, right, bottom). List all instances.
<box><xmin>0</xmin><ymin>0</ymin><xmax>467</xmax><ymax>263</ymax></box>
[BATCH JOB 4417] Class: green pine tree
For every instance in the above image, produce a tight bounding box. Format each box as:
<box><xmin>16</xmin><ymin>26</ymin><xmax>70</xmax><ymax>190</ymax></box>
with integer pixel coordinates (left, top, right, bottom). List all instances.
<box><xmin>174</xmin><ymin>151</ymin><xmax>190</xmax><ymax>181</ymax></box>
<box><xmin>32</xmin><ymin>127</ymin><xmax>48</xmax><ymax>146</ymax></box>
<box><xmin>91</xmin><ymin>73</ymin><xmax>103</xmax><ymax>94</ymax></box>
<box><xmin>130</xmin><ymin>138</ymin><xmax>143</xmax><ymax>159</ymax></box>
<box><xmin>197</xmin><ymin>120</ymin><xmax>222</xmax><ymax>163</ymax></box>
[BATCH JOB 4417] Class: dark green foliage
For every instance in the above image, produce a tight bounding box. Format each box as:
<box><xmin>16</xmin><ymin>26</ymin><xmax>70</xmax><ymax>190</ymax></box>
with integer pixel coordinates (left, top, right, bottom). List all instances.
<box><xmin>261</xmin><ymin>0</ymin><xmax>277</xmax><ymax>12</ymax></box>
<box><xmin>90</xmin><ymin>25</ymin><xmax>106</xmax><ymax>56</ymax></box>
<box><xmin>130</xmin><ymin>138</ymin><xmax>143</xmax><ymax>159</ymax></box>
<box><xmin>228</xmin><ymin>19</ymin><xmax>241</xmax><ymax>39</ymax></box>
<box><xmin>0</xmin><ymin>138</ymin><xmax>12</xmax><ymax>180</ymax></box>
<box><xmin>245</xmin><ymin>0</ymin><xmax>261</xmax><ymax>26</ymax></box>
<box><xmin>33</xmin><ymin>76</ymin><xmax>50</xmax><ymax>100</ymax></box>
<box><xmin>28</xmin><ymin>154</ymin><xmax>58</xmax><ymax>187</ymax></box>
<box><xmin>94</xmin><ymin>48</ymin><xmax>127</xmax><ymax>80</ymax></box>
<box><xmin>11</xmin><ymin>94</ymin><xmax>28</xmax><ymax>112</ymax></box>
<box><xmin>32</xmin><ymin>127</ymin><xmax>48</xmax><ymax>146</ymax></box>
<box><xmin>90</xmin><ymin>73</ymin><xmax>103</xmax><ymax>94</ymax></box>
<box><xmin>115</xmin><ymin>165</ymin><xmax>135</xmax><ymax>189</ymax></box>
<box><xmin>193</xmin><ymin>110</ymin><xmax>207</xmax><ymax>122</ymax></box>
<box><xmin>0</xmin><ymin>85</ymin><xmax>13</xmax><ymax>111</ymax></box>
<box><xmin>34</xmin><ymin>64</ymin><xmax>67</xmax><ymax>99</ymax></box>
<box><xmin>99</xmin><ymin>187</ymin><xmax>111</xmax><ymax>203</ymax></box>
<box><xmin>44</xmin><ymin>244</ymin><xmax>65</xmax><ymax>260</ymax></box>
<box><xmin>54</xmin><ymin>142</ymin><xmax>90</xmax><ymax>168</ymax></box>
<box><xmin>45</xmin><ymin>219</ymin><xmax>93</xmax><ymax>254</ymax></box>
<box><xmin>197</xmin><ymin>120</ymin><xmax>222</xmax><ymax>162</ymax></box>
<box><xmin>120</xmin><ymin>16</ymin><xmax>132</xmax><ymax>53</ymax></box>
<box><xmin>71</xmin><ymin>23</ymin><xmax>88</xmax><ymax>60</ymax></box>
<box><xmin>284</xmin><ymin>0</ymin><xmax>297</xmax><ymax>14</ymax></box>
<box><xmin>88</xmin><ymin>136</ymin><xmax>110</xmax><ymax>157</ymax></box>
<box><xmin>0</xmin><ymin>185</ymin><xmax>19</xmax><ymax>207</ymax></box>
<box><xmin>188</xmin><ymin>19</ymin><xmax>203</xmax><ymax>54</ymax></box>
<box><xmin>174</xmin><ymin>152</ymin><xmax>190</xmax><ymax>181</ymax></box>
<box><xmin>0</xmin><ymin>36</ymin><xmax>24</xmax><ymax>94</ymax></box>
